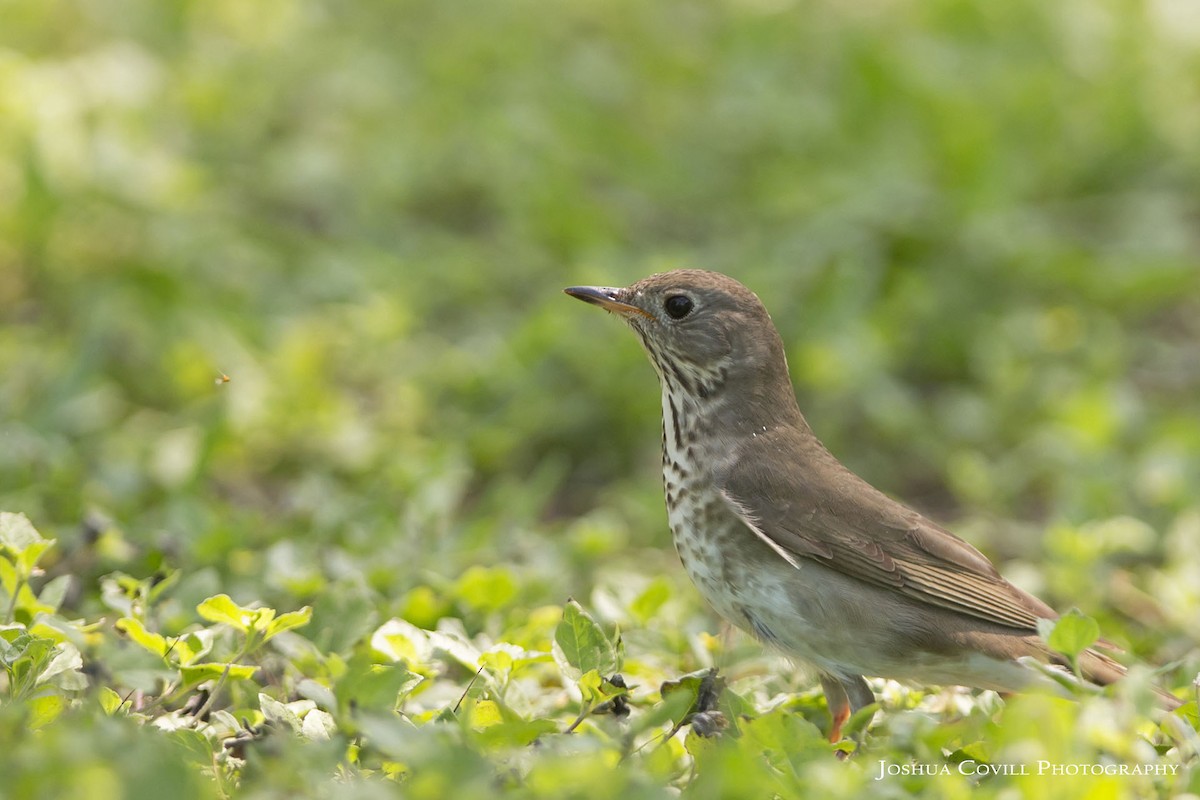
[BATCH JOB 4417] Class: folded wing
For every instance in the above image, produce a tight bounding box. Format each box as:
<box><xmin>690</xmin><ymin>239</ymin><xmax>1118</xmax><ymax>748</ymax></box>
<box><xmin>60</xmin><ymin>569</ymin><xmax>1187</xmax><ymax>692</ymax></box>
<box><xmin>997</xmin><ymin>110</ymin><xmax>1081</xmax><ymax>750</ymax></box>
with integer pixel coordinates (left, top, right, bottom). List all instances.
<box><xmin>716</xmin><ymin>426</ymin><xmax>1057</xmax><ymax>631</ymax></box>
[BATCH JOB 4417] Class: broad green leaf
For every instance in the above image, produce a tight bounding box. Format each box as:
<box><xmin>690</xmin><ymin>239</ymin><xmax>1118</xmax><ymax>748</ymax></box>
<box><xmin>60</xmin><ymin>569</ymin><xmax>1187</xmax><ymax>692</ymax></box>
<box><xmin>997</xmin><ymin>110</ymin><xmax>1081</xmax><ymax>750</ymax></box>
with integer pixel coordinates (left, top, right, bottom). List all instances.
<box><xmin>578</xmin><ymin>669</ymin><xmax>604</xmax><ymax>702</ymax></box>
<box><xmin>263</xmin><ymin>606</ymin><xmax>312</xmax><ymax>641</ymax></box>
<box><xmin>196</xmin><ymin>594</ymin><xmax>254</xmax><ymax>632</ymax></box>
<box><xmin>0</xmin><ymin>512</ymin><xmax>44</xmax><ymax>554</ymax></box>
<box><xmin>37</xmin><ymin>642</ymin><xmax>85</xmax><ymax>689</ymax></box>
<box><xmin>177</xmin><ymin>630</ymin><xmax>212</xmax><ymax>666</ymax></box>
<box><xmin>15</xmin><ymin>540</ymin><xmax>53</xmax><ymax>578</ymax></box>
<box><xmin>2</xmin><ymin>633</ymin><xmax>56</xmax><ymax>696</ymax></box>
<box><xmin>98</xmin><ymin>686</ymin><xmax>124</xmax><ymax>715</ymax></box>
<box><xmin>425</xmin><ymin>627</ymin><xmax>482</xmax><ymax>670</ymax></box>
<box><xmin>27</xmin><ymin>694</ymin><xmax>66</xmax><ymax>730</ymax></box>
<box><xmin>630</xmin><ymin>577</ymin><xmax>672</xmax><ymax>624</ymax></box>
<box><xmin>335</xmin><ymin>657</ymin><xmax>424</xmax><ymax>711</ymax></box>
<box><xmin>631</xmin><ymin>687</ymin><xmax>697</xmax><ymax>735</ymax></box>
<box><xmin>0</xmin><ymin>514</ymin><xmax>54</xmax><ymax>578</ymax></box>
<box><xmin>475</xmin><ymin>718</ymin><xmax>558</xmax><ymax>748</ymax></box>
<box><xmin>659</xmin><ymin>672</ymin><xmax>706</xmax><ymax>723</ymax></box>
<box><xmin>297</xmin><ymin>678</ymin><xmax>337</xmax><ymax>712</ymax></box>
<box><xmin>260</xmin><ymin>693</ymin><xmax>304</xmax><ymax>732</ymax></box>
<box><xmin>36</xmin><ymin>575</ymin><xmax>72</xmax><ymax>612</ymax></box>
<box><xmin>147</xmin><ymin>569</ymin><xmax>181</xmax><ymax>604</ymax></box>
<box><xmin>6</xmin><ymin>583</ymin><xmax>52</xmax><ymax>622</ymax></box>
<box><xmin>0</xmin><ymin>632</ymin><xmax>44</xmax><ymax>665</ymax></box>
<box><xmin>169</xmin><ymin>728</ymin><xmax>217</xmax><ymax>765</ymax></box>
<box><xmin>468</xmin><ymin>698</ymin><xmax>504</xmax><ymax>730</ymax></box>
<box><xmin>179</xmin><ymin>662</ymin><xmax>258</xmax><ymax>686</ymax></box>
<box><xmin>0</xmin><ymin>556</ymin><xmax>17</xmax><ymax>595</ymax></box>
<box><xmin>1042</xmin><ymin>610</ymin><xmax>1100</xmax><ymax>660</ymax></box>
<box><xmin>301</xmin><ymin>708</ymin><xmax>336</xmax><ymax>741</ymax></box>
<box><xmin>116</xmin><ymin>619</ymin><xmax>204</xmax><ymax>667</ymax></box>
<box><xmin>454</xmin><ymin>565</ymin><xmax>517</xmax><ymax>613</ymax></box>
<box><xmin>553</xmin><ymin>600</ymin><xmax>618</xmax><ymax>679</ymax></box>
<box><xmin>740</xmin><ymin>707</ymin><xmax>824</xmax><ymax>754</ymax></box>
<box><xmin>479</xmin><ymin>649</ymin><xmax>513</xmax><ymax>674</ymax></box>
<box><xmin>370</xmin><ymin>618</ymin><xmax>431</xmax><ymax>664</ymax></box>
<box><xmin>115</xmin><ymin>617</ymin><xmax>169</xmax><ymax>657</ymax></box>
<box><xmin>479</xmin><ymin>643</ymin><xmax>550</xmax><ymax>675</ymax></box>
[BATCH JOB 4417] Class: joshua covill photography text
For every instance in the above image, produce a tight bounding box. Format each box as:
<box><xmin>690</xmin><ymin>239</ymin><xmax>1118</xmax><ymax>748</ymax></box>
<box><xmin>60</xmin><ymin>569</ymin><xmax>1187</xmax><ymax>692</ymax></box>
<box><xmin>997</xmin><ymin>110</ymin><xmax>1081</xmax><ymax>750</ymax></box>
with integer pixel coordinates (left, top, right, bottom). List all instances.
<box><xmin>875</xmin><ymin>760</ymin><xmax>1182</xmax><ymax>781</ymax></box>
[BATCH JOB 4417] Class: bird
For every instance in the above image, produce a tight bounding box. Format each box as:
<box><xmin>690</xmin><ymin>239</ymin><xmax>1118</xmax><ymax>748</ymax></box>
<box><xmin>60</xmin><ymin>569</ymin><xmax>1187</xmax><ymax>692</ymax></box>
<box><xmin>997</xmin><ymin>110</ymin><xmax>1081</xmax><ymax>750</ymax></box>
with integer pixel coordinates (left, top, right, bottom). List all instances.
<box><xmin>564</xmin><ymin>269</ymin><xmax>1181</xmax><ymax>743</ymax></box>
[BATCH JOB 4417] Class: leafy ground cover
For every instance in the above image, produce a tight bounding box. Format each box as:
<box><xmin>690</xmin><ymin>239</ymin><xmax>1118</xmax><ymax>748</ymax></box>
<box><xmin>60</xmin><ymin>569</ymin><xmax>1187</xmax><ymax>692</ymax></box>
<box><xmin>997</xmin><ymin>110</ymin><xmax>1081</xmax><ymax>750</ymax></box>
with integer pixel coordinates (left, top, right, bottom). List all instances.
<box><xmin>2</xmin><ymin>0</ymin><xmax>1200</xmax><ymax>796</ymax></box>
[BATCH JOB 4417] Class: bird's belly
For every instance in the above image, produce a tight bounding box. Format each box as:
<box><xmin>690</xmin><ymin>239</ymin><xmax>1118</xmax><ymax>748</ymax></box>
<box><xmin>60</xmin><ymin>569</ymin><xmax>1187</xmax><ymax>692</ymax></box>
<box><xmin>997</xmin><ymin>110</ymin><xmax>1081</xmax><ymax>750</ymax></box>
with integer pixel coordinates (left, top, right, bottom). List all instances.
<box><xmin>666</xmin><ymin>485</ymin><xmax>801</xmax><ymax>639</ymax></box>
<box><xmin>669</xmin><ymin>515</ymin><xmax>745</xmax><ymax>625</ymax></box>
<box><xmin>668</xmin><ymin>505</ymin><xmax>1049</xmax><ymax>690</ymax></box>
<box><xmin>666</xmin><ymin>482</ymin><xmax>953</xmax><ymax>679</ymax></box>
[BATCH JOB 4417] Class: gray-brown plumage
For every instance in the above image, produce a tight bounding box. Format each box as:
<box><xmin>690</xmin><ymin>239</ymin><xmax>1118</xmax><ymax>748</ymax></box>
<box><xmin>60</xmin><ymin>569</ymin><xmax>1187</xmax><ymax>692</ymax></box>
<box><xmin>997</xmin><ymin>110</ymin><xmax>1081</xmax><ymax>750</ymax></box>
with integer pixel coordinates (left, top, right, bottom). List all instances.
<box><xmin>565</xmin><ymin>269</ymin><xmax>1179</xmax><ymax>741</ymax></box>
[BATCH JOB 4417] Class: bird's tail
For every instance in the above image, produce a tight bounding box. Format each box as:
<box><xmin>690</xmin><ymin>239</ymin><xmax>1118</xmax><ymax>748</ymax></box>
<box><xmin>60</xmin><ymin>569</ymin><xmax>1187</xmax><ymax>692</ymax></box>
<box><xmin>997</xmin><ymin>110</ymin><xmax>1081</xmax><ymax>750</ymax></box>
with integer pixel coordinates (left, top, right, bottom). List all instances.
<box><xmin>1075</xmin><ymin>645</ymin><xmax>1182</xmax><ymax>711</ymax></box>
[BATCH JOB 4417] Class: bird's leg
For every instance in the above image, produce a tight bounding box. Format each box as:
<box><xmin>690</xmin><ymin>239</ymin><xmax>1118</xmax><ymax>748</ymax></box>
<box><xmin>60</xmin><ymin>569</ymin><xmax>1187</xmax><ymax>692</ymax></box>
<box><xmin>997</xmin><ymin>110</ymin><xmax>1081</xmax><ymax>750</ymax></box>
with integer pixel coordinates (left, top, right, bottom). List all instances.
<box><xmin>843</xmin><ymin>675</ymin><xmax>877</xmax><ymax>753</ymax></box>
<box><xmin>819</xmin><ymin>675</ymin><xmax>851</xmax><ymax>743</ymax></box>
<box><xmin>843</xmin><ymin>675</ymin><xmax>875</xmax><ymax>724</ymax></box>
<box><xmin>822</xmin><ymin>674</ymin><xmax>876</xmax><ymax>756</ymax></box>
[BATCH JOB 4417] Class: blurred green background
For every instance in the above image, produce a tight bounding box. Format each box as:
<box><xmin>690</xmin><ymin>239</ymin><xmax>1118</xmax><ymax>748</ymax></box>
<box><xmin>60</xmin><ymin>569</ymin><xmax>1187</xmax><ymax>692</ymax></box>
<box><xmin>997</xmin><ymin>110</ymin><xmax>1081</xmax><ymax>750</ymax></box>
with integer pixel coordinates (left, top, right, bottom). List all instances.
<box><xmin>5</xmin><ymin>0</ymin><xmax>1198</xmax><ymax>598</ymax></box>
<box><xmin>1</xmin><ymin>1</ymin><xmax>1199</xmax><ymax>791</ymax></box>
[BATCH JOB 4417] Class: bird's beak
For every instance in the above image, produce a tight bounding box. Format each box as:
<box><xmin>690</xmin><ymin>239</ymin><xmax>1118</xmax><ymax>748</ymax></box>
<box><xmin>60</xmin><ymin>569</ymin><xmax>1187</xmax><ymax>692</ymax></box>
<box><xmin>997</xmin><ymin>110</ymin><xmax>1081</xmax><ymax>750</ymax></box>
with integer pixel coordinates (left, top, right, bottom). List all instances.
<box><xmin>563</xmin><ymin>285</ymin><xmax>652</xmax><ymax>318</ymax></box>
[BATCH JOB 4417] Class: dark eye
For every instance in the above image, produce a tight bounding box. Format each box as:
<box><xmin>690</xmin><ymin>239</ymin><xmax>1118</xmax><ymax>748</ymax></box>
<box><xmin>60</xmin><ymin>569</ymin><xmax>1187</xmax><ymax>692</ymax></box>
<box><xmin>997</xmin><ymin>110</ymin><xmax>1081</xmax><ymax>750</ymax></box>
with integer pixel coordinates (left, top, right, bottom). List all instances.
<box><xmin>664</xmin><ymin>295</ymin><xmax>693</xmax><ymax>319</ymax></box>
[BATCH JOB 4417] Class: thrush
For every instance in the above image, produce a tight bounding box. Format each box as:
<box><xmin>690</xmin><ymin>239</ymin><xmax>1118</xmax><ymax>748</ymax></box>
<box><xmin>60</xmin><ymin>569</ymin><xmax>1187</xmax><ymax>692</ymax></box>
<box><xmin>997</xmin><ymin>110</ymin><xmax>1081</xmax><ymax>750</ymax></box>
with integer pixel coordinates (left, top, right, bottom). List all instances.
<box><xmin>565</xmin><ymin>269</ymin><xmax>1181</xmax><ymax>742</ymax></box>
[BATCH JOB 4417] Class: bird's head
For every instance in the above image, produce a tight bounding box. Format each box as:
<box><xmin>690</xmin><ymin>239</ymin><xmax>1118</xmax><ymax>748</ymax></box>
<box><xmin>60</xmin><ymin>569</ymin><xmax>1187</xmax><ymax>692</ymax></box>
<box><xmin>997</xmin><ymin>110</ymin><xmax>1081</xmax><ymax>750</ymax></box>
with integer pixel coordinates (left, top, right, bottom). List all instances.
<box><xmin>565</xmin><ymin>270</ymin><xmax>799</xmax><ymax>418</ymax></box>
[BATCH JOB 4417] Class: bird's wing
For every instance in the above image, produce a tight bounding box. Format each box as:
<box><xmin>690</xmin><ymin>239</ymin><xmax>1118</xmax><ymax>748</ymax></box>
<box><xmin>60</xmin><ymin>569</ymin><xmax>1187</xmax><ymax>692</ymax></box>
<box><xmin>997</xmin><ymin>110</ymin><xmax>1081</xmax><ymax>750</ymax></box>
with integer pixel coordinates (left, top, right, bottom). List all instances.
<box><xmin>716</xmin><ymin>426</ymin><xmax>1056</xmax><ymax>631</ymax></box>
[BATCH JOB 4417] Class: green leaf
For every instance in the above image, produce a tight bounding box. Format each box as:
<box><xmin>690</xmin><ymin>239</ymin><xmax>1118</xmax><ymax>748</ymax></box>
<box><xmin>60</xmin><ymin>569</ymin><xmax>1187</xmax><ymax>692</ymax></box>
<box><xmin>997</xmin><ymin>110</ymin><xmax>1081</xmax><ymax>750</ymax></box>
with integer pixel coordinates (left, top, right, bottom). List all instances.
<box><xmin>301</xmin><ymin>708</ymin><xmax>336</xmax><ymax>741</ymax></box>
<box><xmin>176</xmin><ymin>630</ymin><xmax>212</xmax><ymax>666</ymax></box>
<box><xmin>196</xmin><ymin>594</ymin><xmax>254</xmax><ymax>633</ymax></box>
<box><xmin>0</xmin><ymin>556</ymin><xmax>15</xmax><ymax>595</ymax></box>
<box><xmin>632</xmin><ymin>687</ymin><xmax>697</xmax><ymax>735</ymax></box>
<box><xmin>552</xmin><ymin>600</ymin><xmax>618</xmax><ymax>679</ymax></box>
<box><xmin>147</xmin><ymin>569</ymin><xmax>181</xmax><ymax>604</ymax></box>
<box><xmin>179</xmin><ymin>662</ymin><xmax>258</xmax><ymax>686</ymax></box>
<box><xmin>168</xmin><ymin>728</ymin><xmax>217</xmax><ymax>765</ymax></box>
<box><xmin>263</xmin><ymin>606</ymin><xmax>312</xmax><ymax>641</ymax></box>
<box><xmin>578</xmin><ymin>669</ymin><xmax>604</xmax><ymax>703</ymax></box>
<box><xmin>116</xmin><ymin>619</ymin><xmax>203</xmax><ymax>667</ymax></box>
<box><xmin>0</xmin><ymin>513</ymin><xmax>54</xmax><ymax>578</ymax></box>
<box><xmin>335</xmin><ymin>656</ymin><xmax>424</xmax><ymax>712</ymax></box>
<box><xmin>468</xmin><ymin>698</ymin><xmax>504</xmax><ymax>730</ymax></box>
<box><xmin>98</xmin><ymin>686</ymin><xmax>124</xmax><ymax>715</ymax></box>
<box><xmin>479</xmin><ymin>649</ymin><xmax>513</xmax><ymax>674</ymax></box>
<box><xmin>1042</xmin><ymin>610</ymin><xmax>1100</xmax><ymax>661</ymax></box>
<box><xmin>454</xmin><ymin>565</ymin><xmax>518</xmax><ymax>613</ymax></box>
<box><xmin>475</xmin><ymin>718</ymin><xmax>558</xmax><ymax>748</ymax></box>
<box><xmin>36</xmin><ymin>642</ymin><xmax>85</xmax><ymax>689</ymax></box>
<box><xmin>1</xmin><ymin>632</ymin><xmax>58</xmax><ymax>698</ymax></box>
<box><xmin>259</xmin><ymin>693</ymin><xmax>304</xmax><ymax>732</ymax></box>
<box><xmin>630</xmin><ymin>577</ymin><xmax>672</xmax><ymax>624</ymax></box>
<box><xmin>370</xmin><ymin>618</ymin><xmax>431</xmax><ymax>664</ymax></box>
<box><xmin>115</xmin><ymin>617</ymin><xmax>169</xmax><ymax>657</ymax></box>
<box><xmin>36</xmin><ymin>575</ymin><xmax>72</xmax><ymax>613</ymax></box>
<box><xmin>15</xmin><ymin>541</ymin><xmax>53</xmax><ymax>579</ymax></box>
<box><xmin>27</xmin><ymin>694</ymin><xmax>66</xmax><ymax>730</ymax></box>
<box><xmin>0</xmin><ymin>512</ymin><xmax>44</xmax><ymax>554</ymax></box>
<box><xmin>297</xmin><ymin>678</ymin><xmax>337</xmax><ymax>712</ymax></box>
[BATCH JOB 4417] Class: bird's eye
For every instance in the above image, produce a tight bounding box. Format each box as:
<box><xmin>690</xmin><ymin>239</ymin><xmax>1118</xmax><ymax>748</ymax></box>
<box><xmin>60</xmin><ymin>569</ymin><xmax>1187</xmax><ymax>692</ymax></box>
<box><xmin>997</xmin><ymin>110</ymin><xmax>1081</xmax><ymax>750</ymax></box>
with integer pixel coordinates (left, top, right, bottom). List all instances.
<box><xmin>663</xmin><ymin>295</ymin><xmax>693</xmax><ymax>320</ymax></box>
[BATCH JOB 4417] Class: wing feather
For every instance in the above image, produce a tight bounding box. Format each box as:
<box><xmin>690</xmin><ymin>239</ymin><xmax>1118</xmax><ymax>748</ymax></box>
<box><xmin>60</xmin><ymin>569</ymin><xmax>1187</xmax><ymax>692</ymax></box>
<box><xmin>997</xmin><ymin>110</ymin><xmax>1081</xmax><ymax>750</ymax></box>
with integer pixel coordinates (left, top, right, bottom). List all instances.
<box><xmin>717</xmin><ymin>427</ymin><xmax>1055</xmax><ymax>631</ymax></box>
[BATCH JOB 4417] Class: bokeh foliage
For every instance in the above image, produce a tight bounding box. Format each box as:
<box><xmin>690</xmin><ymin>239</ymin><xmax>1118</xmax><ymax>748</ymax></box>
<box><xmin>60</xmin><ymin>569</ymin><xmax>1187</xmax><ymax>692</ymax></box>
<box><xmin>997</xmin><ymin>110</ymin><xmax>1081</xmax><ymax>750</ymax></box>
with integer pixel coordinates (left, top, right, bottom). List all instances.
<box><xmin>1</xmin><ymin>0</ymin><xmax>1198</xmax><ymax>796</ymax></box>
